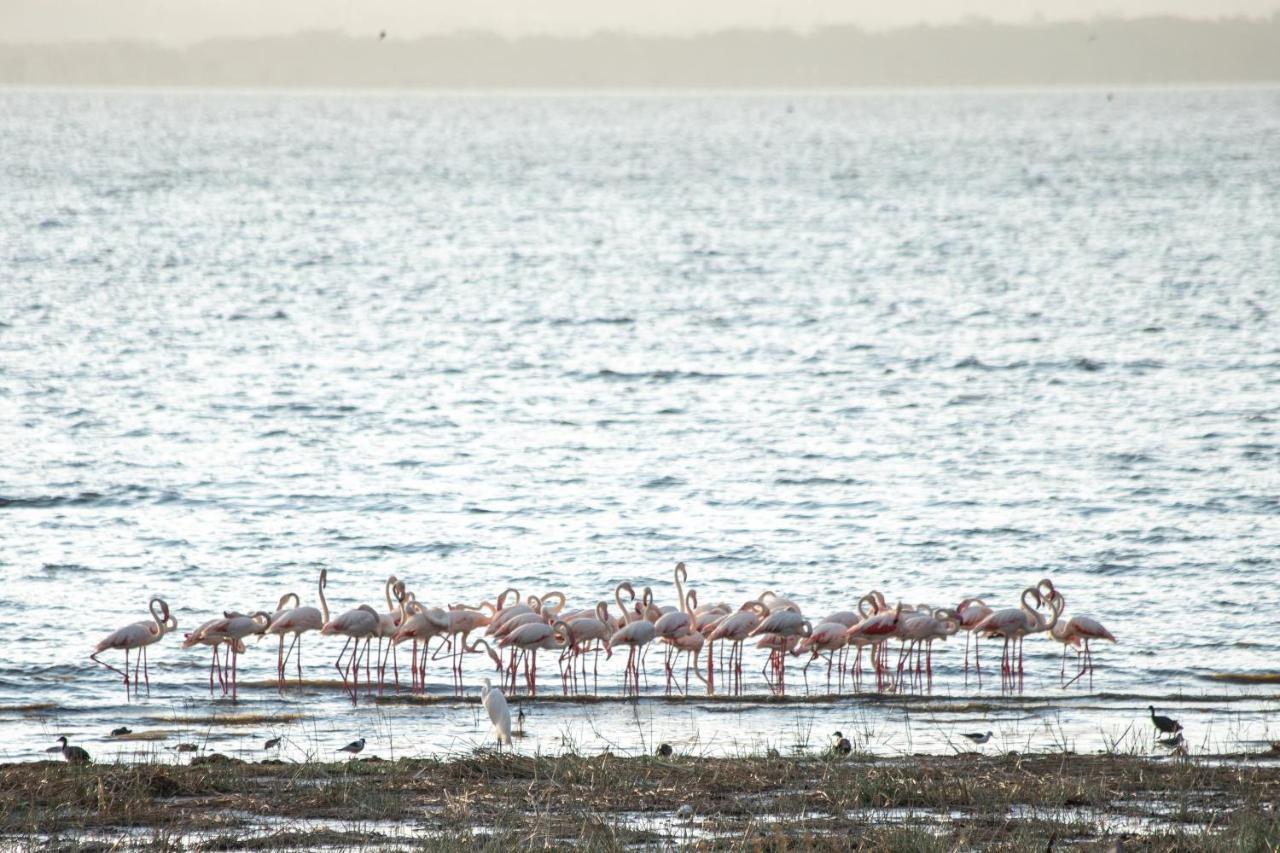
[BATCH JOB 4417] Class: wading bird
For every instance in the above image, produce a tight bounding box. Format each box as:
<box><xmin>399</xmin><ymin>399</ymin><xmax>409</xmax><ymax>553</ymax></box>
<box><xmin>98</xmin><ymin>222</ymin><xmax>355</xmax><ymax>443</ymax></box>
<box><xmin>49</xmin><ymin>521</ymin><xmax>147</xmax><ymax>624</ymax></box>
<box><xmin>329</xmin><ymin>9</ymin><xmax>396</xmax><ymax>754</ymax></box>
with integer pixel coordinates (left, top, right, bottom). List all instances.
<box><xmin>265</xmin><ymin>569</ymin><xmax>329</xmax><ymax>688</ymax></box>
<box><xmin>90</xmin><ymin>597</ymin><xmax>176</xmax><ymax>698</ymax></box>
<box><xmin>481</xmin><ymin>678</ymin><xmax>513</xmax><ymax>749</ymax></box>
<box><xmin>1149</xmin><ymin>706</ymin><xmax>1182</xmax><ymax>736</ymax></box>
<box><xmin>960</xmin><ymin>731</ymin><xmax>993</xmax><ymax>745</ymax></box>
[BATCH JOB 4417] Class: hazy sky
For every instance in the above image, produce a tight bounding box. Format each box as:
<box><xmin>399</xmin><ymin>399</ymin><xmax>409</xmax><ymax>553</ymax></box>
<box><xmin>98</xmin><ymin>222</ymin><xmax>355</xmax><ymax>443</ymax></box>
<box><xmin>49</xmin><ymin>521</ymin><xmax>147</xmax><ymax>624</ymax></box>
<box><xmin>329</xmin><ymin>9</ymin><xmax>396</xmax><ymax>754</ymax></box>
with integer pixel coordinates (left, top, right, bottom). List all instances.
<box><xmin>3</xmin><ymin>0</ymin><xmax>1278</xmax><ymax>43</ymax></box>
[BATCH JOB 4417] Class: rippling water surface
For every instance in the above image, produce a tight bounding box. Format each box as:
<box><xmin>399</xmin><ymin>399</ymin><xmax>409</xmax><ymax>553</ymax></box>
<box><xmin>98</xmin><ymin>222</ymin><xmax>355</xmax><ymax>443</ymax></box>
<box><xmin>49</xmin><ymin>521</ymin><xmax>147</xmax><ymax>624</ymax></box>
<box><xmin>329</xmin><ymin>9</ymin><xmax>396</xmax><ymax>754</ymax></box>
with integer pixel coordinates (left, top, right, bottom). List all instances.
<box><xmin>1</xmin><ymin>87</ymin><xmax>1278</xmax><ymax>763</ymax></box>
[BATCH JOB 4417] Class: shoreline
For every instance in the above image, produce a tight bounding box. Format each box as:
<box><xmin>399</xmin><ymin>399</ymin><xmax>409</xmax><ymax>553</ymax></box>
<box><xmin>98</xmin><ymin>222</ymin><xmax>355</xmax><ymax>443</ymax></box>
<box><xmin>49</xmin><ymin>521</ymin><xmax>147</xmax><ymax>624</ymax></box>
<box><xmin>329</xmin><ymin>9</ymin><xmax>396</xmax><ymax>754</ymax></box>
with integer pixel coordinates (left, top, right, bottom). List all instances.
<box><xmin>8</xmin><ymin>750</ymin><xmax>1280</xmax><ymax>850</ymax></box>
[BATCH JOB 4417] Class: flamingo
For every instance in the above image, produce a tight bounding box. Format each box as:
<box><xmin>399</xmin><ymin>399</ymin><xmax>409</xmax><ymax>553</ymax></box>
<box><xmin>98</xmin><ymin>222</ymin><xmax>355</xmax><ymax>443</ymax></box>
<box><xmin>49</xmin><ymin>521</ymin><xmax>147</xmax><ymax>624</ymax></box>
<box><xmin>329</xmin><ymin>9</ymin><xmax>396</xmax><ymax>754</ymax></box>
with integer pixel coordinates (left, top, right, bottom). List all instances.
<box><xmin>265</xmin><ymin>568</ymin><xmax>329</xmax><ymax>688</ymax></box>
<box><xmin>896</xmin><ymin>608</ymin><xmax>958</xmax><ymax>687</ymax></box>
<box><xmin>481</xmin><ymin>678</ymin><xmax>513</xmax><ymax>749</ymax></box>
<box><xmin>706</xmin><ymin>600</ymin><xmax>768</xmax><ymax>696</ymax></box>
<box><xmin>391</xmin><ymin>598</ymin><xmax>450</xmax><ymax>693</ymax></box>
<box><xmin>499</xmin><ymin>620</ymin><xmax>568</xmax><ymax>696</ymax></box>
<box><xmin>610</xmin><ymin>616</ymin><xmax>656</xmax><ymax>696</ymax></box>
<box><xmin>321</xmin><ymin>595</ymin><xmax>381</xmax><ymax>704</ymax></box>
<box><xmin>557</xmin><ymin>603</ymin><xmax>613</xmax><ymax>695</ymax></box>
<box><xmin>797</xmin><ymin>621</ymin><xmax>849</xmax><ymax>693</ymax></box>
<box><xmin>195</xmin><ymin>611</ymin><xmax>271</xmax><ymax>700</ymax></box>
<box><xmin>657</xmin><ymin>630</ymin><xmax>706</xmax><ymax>695</ymax></box>
<box><xmin>972</xmin><ymin>586</ymin><xmax>1046</xmax><ymax>687</ymax></box>
<box><xmin>372</xmin><ymin>576</ymin><xmax>406</xmax><ymax>694</ymax></box>
<box><xmin>1053</xmin><ymin>612</ymin><xmax>1116</xmax><ymax>687</ymax></box>
<box><xmin>436</xmin><ymin>603</ymin><xmax>494</xmax><ymax>695</ymax></box>
<box><xmin>749</xmin><ymin>609</ymin><xmax>811</xmax><ymax>696</ymax></box>
<box><xmin>182</xmin><ymin>615</ymin><xmax>240</xmax><ymax>695</ymax></box>
<box><xmin>845</xmin><ymin>602</ymin><xmax>903</xmax><ymax>691</ymax></box>
<box><xmin>956</xmin><ymin>597</ymin><xmax>993</xmax><ymax>680</ymax></box>
<box><xmin>90</xmin><ymin>597</ymin><xmax>175</xmax><ymax>698</ymax></box>
<box><xmin>653</xmin><ymin>588</ymin><xmax>698</xmax><ymax>694</ymax></box>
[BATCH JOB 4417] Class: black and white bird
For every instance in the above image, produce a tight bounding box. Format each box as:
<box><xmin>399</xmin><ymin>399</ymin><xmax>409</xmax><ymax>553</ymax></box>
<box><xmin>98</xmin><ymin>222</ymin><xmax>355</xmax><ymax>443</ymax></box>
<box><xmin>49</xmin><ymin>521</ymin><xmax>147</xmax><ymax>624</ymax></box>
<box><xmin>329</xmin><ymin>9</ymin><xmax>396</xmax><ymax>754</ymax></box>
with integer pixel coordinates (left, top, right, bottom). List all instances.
<box><xmin>338</xmin><ymin>737</ymin><xmax>366</xmax><ymax>756</ymax></box>
<box><xmin>264</xmin><ymin>736</ymin><xmax>282</xmax><ymax>750</ymax></box>
<box><xmin>1148</xmin><ymin>706</ymin><xmax>1182</xmax><ymax>735</ymax></box>
<box><xmin>1158</xmin><ymin>733</ymin><xmax>1185</xmax><ymax>748</ymax></box>
<box><xmin>831</xmin><ymin>731</ymin><xmax>852</xmax><ymax>756</ymax></box>
<box><xmin>516</xmin><ymin>705</ymin><xmax>526</xmax><ymax>738</ymax></box>
<box><xmin>55</xmin><ymin>736</ymin><xmax>91</xmax><ymax>765</ymax></box>
<box><xmin>110</xmin><ymin>727</ymin><xmax>132</xmax><ymax>737</ymax></box>
<box><xmin>960</xmin><ymin>731</ymin><xmax>994</xmax><ymax>745</ymax></box>
<box><xmin>656</xmin><ymin>742</ymin><xmax>674</xmax><ymax>757</ymax></box>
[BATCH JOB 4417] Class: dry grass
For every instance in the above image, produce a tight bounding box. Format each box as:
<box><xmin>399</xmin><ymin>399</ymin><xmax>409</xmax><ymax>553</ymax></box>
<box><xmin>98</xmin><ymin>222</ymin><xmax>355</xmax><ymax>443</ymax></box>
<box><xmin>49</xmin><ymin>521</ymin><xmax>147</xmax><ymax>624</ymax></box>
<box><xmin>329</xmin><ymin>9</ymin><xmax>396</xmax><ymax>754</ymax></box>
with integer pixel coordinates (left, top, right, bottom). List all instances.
<box><xmin>5</xmin><ymin>751</ymin><xmax>1280</xmax><ymax>850</ymax></box>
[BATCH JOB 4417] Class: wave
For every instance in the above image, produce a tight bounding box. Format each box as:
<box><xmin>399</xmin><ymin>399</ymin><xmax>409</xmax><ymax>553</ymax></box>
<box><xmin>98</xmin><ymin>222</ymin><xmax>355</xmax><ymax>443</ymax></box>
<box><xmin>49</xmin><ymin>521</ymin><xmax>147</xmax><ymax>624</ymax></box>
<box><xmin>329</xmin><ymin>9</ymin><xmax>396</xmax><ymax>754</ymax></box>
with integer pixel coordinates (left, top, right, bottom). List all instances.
<box><xmin>0</xmin><ymin>485</ymin><xmax>154</xmax><ymax>509</ymax></box>
<box><xmin>577</xmin><ymin>369</ymin><xmax>731</xmax><ymax>382</ymax></box>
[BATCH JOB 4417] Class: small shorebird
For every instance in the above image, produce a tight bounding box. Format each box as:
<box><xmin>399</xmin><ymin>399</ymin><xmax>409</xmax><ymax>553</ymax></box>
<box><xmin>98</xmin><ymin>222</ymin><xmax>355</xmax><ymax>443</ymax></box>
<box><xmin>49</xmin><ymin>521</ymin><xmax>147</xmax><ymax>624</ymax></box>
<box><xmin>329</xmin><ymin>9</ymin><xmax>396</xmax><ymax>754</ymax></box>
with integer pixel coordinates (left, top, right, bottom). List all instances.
<box><xmin>110</xmin><ymin>727</ymin><xmax>131</xmax><ymax>736</ymax></box>
<box><xmin>54</xmin><ymin>736</ymin><xmax>91</xmax><ymax>765</ymax></box>
<box><xmin>1158</xmin><ymin>733</ymin><xmax>1185</xmax><ymax>748</ymax></box>
<box><xmin>338</xmin><ymin>737</ymin><xmax>366</xmax><ymax>756</ymax></box>
<box><xmin>174</xmin><ymin>743</ymin><xmax>199</xmax><ymax>753</ymax></box>
<box><xmin>656</xmin><ymin>742</ymin><xmax>674</xmax><ymax>757</ymax></box>
<box><xmin>831</xmin><ymin>731</ymin><xmax>852</xmax><ymax>755</ymax></box>
<box><xmin>961</xmin><ymin>731</ymin><xmax>994</xmax><ymax>745</ymax></box>
<box><xmin>1148</xmin><ymin>706</ymin><xmax>1182</xmax><ymax>735</ymax></box>
<box><xmin>264</xmin><ymin>736</ymin><xmax>282</xmax><ymax>750</ymax></box>
<box><xmin>516</xmin><ymin>705</ymin><xmax>526</xmax><ymax>737</ymax></box>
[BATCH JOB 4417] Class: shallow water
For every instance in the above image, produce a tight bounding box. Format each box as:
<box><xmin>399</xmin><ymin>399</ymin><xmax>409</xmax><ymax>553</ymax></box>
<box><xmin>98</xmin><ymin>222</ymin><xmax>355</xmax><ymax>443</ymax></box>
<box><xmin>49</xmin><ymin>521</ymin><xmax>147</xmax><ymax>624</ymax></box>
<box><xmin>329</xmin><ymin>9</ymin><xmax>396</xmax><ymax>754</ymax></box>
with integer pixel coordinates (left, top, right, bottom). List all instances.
<box><xmin>1</xmin><ymin>86</ymin><xmax>1278</xmax><ymax>763</ymax></box>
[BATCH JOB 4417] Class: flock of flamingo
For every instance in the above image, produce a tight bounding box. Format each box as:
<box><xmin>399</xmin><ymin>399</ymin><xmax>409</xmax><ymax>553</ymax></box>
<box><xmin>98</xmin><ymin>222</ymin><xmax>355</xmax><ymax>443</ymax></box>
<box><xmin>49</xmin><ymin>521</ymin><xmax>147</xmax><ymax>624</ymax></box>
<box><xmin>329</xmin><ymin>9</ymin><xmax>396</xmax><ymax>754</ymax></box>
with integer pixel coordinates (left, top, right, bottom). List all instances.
<box><xmin>90</xmin><ymin>563</ymin><xmax>1117</xmax><ymax>704</ymax></box>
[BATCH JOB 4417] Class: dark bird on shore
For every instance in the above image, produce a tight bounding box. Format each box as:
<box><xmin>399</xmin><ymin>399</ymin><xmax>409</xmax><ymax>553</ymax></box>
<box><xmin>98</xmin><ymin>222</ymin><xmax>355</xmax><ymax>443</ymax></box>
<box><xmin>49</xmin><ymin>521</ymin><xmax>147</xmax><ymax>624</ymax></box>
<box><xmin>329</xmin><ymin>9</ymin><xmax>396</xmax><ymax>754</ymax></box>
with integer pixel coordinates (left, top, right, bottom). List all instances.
<box><xmin>656</xmin><ymin>742</ymin><xmax>673</xmax><ymax>757</ymax></box>
<box><xmin>175</xmin><ymin>743</ymin><xmax>199</xmax><ymax>753</ymax></box>
<box><xmin>516</xmin><ymin>705</ymin><xmax>526</xmax><ymax>737</ymax></box>
<box><xmin>1148</xmin><ymin>706</ymin><xmax>1182</xmax><ymax>735</ymax></box>
<box><xmin>55</xmin><ymin>736</ymin><xmax>91</xmax><ymax>765</ymax></box>
<box><xmin>831</xmin><ymin>731</ymin><xmax>852</xmax><ymax>756</ymax></box>
<box><xmin>338</xmin><ymin>737</ymin><xmax>366</xmax><ymax>756</ymax></box>
<box><xmin>264</xmin><ymin>736</ymin><xmax>281</xmax><ymax>750</ymax></box>
<box><xmin>961</xmin><ymin>731</ymin><xmax>994</xmax><ymax>745</ymax></box>
<box><xmin>1158</xmin><ymin>733</ymin><xmax>1185</xmax><ymax>748</ymax></box>
<box><xmin>110</xmin><ymin>726</ymin><xmax>132</xmax><ymax>736</ymax></box>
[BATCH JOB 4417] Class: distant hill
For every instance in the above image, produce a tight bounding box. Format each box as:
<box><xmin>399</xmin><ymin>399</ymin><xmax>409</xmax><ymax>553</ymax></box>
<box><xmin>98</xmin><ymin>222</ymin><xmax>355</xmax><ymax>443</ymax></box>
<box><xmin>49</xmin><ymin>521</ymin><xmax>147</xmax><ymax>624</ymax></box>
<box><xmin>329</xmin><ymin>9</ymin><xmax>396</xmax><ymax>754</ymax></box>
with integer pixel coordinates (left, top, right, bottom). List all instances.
<box><xmin>2</xmin><ymin>16</ymin><xmax>1278</xmax><ymax>88</ymax></box>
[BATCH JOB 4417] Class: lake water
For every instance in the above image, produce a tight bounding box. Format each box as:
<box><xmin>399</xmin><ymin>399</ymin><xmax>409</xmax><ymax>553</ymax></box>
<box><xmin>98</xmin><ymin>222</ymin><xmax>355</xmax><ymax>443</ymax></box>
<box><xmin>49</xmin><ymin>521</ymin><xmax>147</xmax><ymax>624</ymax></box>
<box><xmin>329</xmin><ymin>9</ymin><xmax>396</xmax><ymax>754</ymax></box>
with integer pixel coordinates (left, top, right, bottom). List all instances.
<box><xmin>1</xmin><ymin>86</ymin><xmax>1278</xmax><ymax>764</ymax></box>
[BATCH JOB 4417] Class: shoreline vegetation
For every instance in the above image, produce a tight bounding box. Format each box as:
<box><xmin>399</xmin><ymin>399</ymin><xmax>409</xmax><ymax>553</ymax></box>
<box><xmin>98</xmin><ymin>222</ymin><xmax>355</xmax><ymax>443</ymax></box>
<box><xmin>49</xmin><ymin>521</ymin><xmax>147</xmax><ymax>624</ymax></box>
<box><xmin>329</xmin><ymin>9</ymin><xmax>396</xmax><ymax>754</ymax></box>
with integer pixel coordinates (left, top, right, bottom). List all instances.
<box><xmin>2</xmin><ymin>16</ymin><xmax>1278</xmax><ymax>89</ymax></box>
<box><xmin>8</xmin><ymin>749</ymin><xmax>1280</xmax><ymax>850</ymax></box>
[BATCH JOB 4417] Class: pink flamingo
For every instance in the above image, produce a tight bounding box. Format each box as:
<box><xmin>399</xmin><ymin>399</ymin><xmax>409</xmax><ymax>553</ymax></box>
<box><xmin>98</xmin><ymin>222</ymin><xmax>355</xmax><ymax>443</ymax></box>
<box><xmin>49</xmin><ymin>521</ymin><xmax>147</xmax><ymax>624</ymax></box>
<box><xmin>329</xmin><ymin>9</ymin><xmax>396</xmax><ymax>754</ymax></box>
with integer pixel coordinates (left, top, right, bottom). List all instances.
<box><xmin>653</xmin><ymin>587</ymin><xmax>698</xmax><ymax>695</ymax></box>
<box><xmin>91</xmin><ymin>597</ymin><xmax>175</xmax><ymax>698</ymax></box>
<box><xmin>558</xmin><ymin>603</ymin><xmax>614</xmax><ymax>694</ymax></box>
<box><xmin>391</xmin><ymin>598</ymin><xmax>449</xmax><ymax>693</ymax></box>
<box><xmin>435</xmin><ymin>603</ymin><xmax>494</xmax><ymax>695</ymax></box>
<box><xmin>610</xmin><ymin>615</ymin><xmax>656</xmax><ymax>696</ymax></box>
<box><xmin>797</xmin><ymin>621</ymin><xmax>849</xmax><ymax>693</ymax></box>
<box><xmin>973</xmin><ymin>585</ymin><xmax>1052</xmax><ymax>688</ymax></box>
<box><xmin>749</xmin><ymin>609</ymin><xmax>811</xmax><ymax>696</ymax></box>
<box><xmin>182</xmin><ymin>614</ymin><xmax>239</xmax><ymax>695</ymax></box>
<box><xmin>845</xmin><ymin>602</ymin><xmax>903</xmax><ymax>690</ymax></box>
<box><xmin>265</xmin><ymin>568</ymin><xmax>329</xmax><ymax>688</ymax></box>
<box><xmin>657</xmin><ymin>630</ymin><xmax>705</xmax><ymax>695</ymax></box>
<box><xmin>1052</xmin><ymin>609</ymin><xmax>1116</xmax><ymax>687</ymax></box>
<box><xmin>195</xmin><ymin>611</ymin><xmax>271</xmax><ymax>700</ymax></box>
<box><xmin>956</xmin><ymin>597</ymin><xmax>993</xmax><ymax>680</ymax></box>
<box><xmin>372</xmin><ymin>576</ymin><xmax>407</xmax><ymax>694</ymax></box>
<box><xmin>500</xmin><ymin>619</ymin><xmax>569</xmax><ymax>695</ymax></box>
<box><xmin>706</xmin><ymin>600</ymin><xmax>768</xmax><ymax>696</ymax></box>
<box><xmin>321</xmin><ymin>594</ymin><xmax>380</xmax><ymax>704</ymax></box>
